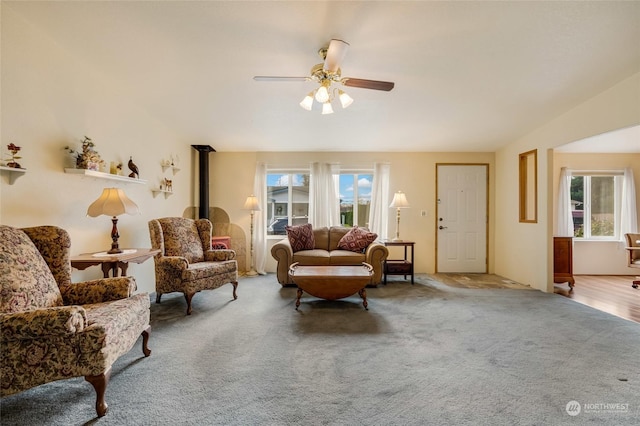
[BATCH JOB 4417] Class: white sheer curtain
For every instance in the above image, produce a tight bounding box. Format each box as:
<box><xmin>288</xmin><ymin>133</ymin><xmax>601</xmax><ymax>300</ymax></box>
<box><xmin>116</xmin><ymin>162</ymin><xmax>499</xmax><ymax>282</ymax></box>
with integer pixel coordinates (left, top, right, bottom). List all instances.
<box><xmin>620</xmin><ymin>167</ymin><xmax>638</xmax><ymax>238</ymax></box>
<box><xmin>308</xmin><ymin>162</ymin><xmax>340</xmax><ymax>228</ymax></box>
<box><xmin>252</xmin><ymin>162</ymin><xmax>267</xmax><ymax>275</ymax></box>
<box><xmin>556</xmin><ymin>167</ymin><xmax>574</xmax><ymax>237</ymax></box>
<box><xmin>368</xmin><ymin>163</ymin><xmax>390</xmax><ymax>238</ymax></box>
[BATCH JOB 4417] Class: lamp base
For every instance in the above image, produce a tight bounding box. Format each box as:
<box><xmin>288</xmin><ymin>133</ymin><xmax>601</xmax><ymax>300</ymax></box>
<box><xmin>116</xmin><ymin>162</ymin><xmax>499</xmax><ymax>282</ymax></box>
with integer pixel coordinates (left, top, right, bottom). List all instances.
<box><xmin>391</xmin><ymin>237</ymin><xmax>403</xmax><ymax>242</ymax></box>
<box><xmin>108</xmin><ymin>216</ymin><xmax>122</xmax><ymax>254</ymax></box>
<box><xmin>245</xmin><ymin>269</ymin><xmax>259</xmax><ymax>277</ymax></box>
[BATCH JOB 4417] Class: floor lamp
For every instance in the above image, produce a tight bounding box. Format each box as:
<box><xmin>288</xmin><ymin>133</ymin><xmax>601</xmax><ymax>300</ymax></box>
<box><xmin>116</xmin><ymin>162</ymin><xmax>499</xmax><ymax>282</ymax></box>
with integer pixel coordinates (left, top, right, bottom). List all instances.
<box><xmin>389</xmin><ymin>191</ymin><xmax>410</xmax><ymax>242</ymax></box>
<box><xmin>243</xmin><ymin>194</ymin><xmax>261</xmax><ymax>277</ymax></box>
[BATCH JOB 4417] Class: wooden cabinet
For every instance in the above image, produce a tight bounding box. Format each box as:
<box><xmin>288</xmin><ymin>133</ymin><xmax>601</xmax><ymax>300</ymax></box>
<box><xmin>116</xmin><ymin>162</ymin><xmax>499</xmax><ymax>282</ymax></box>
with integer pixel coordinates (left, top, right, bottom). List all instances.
<box><xmin>553</xmin><ymin>236</ymin><xmax>575</xmax><ymax>288</ymax></box>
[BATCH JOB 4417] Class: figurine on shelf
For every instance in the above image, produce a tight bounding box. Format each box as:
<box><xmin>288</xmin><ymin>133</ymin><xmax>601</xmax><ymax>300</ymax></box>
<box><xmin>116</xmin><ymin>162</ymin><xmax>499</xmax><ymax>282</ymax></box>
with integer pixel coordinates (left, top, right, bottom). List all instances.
<box><xmin>64</xmin><ymin>136</ymin><xmax>104</xmax><ymax>170</ymax></box>
<box><xmin>128</xmin><ymin>156</ymin><xmax>140</xmax><ymax>178</ymax></box>
<box><xmin>164</xmin><ymin>178</ymin><xmax>173</xmax><ymax>192</ymax></box>
<box><xmin>5</xmin><ymin>143</ymin><xmax>22</xmax><ymax>168</ymax></box>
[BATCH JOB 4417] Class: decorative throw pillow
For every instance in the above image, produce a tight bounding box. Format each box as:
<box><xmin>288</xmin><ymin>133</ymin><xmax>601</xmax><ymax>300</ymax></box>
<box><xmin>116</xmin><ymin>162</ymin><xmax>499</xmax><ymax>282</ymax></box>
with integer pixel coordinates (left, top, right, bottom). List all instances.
<box><xmin>286</xmin><ymin>223</ymin><xmax>315</xmax><ymax>253</ymax></box>
<box><xmin>338</xmin><ymin>226</ymin><xmax>378</xmax><ymax>253</ymax></box>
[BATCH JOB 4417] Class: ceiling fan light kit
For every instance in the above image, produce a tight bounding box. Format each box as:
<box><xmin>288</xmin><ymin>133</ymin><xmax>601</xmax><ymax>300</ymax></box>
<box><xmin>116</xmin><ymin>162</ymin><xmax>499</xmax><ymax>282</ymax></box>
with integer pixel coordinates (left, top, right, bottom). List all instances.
<box><xmin>322</xmin><ymin>102</ymin><xmax>334</xmax><ymax>115</ymax></box>
<box><xmin>255</xmin><ymin>39</ymin><xmax>395</xmax><ymax>115</ymax></box>
<box><xmin>338</xmin><ymin>90</ymin><xmax>354</xmax><ymax>108</ymax></box>
<box><xmin>299</xmin><ymin>92</ymin><xmax>314</xmax><ymax>111</ymax></box>
<box><xmin>314</xmin><ymin>81</ymin><xmax>331</xmax><ymax>103</ymax></box>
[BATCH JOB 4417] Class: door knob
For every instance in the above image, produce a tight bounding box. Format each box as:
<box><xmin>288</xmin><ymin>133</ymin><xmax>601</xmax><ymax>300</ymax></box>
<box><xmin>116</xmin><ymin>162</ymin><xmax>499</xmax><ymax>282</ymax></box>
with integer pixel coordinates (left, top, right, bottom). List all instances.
<box><xmin>439</xmin><ymin>226</ymin><xmax>448</xmax><ymax>230</ymax></box>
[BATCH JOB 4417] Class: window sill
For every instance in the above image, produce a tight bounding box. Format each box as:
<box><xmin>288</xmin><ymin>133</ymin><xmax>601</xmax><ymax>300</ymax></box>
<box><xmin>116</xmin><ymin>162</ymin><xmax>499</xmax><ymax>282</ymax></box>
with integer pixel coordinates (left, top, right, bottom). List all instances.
<box><xmin>267</xmin><ymin>235</ymin><xmax>286</xmax><ymax>240</ymax></box>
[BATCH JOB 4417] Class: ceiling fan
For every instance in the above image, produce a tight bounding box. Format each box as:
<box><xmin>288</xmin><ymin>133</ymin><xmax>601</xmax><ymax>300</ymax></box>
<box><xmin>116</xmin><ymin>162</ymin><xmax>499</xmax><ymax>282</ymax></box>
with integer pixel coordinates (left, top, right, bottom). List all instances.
<box><xmin>253</xmin><ymin>39</ymin><xmax>395</xmax><ymax>114</ymax></box>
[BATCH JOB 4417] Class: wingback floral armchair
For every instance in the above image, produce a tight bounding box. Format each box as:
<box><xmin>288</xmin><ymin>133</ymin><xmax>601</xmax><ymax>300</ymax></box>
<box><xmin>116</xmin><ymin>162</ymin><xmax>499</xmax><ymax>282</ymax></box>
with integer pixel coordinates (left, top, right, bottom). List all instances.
<box><xmin>148</xmin><ymin>217</ymin><xmax>238</xmax><ymax>315</ymax></box>
<box><xmin>0</xmin><ymin>225</ymin><xmax>151</xmax><ymax>417</ymax></box>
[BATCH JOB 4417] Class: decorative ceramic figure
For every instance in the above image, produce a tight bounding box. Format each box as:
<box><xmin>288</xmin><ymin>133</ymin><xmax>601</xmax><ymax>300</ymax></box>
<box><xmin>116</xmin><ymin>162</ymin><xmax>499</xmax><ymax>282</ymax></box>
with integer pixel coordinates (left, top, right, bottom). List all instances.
<box><xmin>128</xmin><ymin>156</ymin><xmax>140</xmax><ymax>178</ymax></box>
<box><xmin>6</xmin><ymin>143</ymin><xmax>22</xmax><ymax>168</ymax></box>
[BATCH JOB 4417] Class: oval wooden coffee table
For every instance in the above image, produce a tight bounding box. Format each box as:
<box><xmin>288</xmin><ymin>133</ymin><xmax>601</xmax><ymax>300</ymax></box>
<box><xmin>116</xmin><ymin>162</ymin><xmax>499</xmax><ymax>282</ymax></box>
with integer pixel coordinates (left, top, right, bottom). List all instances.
<box><xmin>289</xmin><ymin>262</ymin><xmax>373</xmax><ymax>310</ymax></box>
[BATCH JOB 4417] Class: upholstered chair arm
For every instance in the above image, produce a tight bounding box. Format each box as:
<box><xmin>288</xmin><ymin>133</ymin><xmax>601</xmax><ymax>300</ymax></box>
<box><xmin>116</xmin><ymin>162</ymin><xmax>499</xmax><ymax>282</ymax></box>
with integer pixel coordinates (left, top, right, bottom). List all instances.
<box><xmin>271</xmin><ymin>238</ymin><xmax>294</xmax><ymax>285</ymax></box>
<box><xmin>0</xmin><ymin>306</ymin><xmax>87</xmax><ymax>342</ymax></box>
<box><xmin>156</xmin><ymin>256</ymin><xmax>189</xmax><ymax>270</ymax></box>
<box><xmin>59</xmin><ymin>277</ymin><xmax>138</xmax><ymax>305</ymax></box>
<box><xmin>365</xmin><ymin>242</ymin><xmax>389</xmax><ymax>285</ymax></box>
<box><xmin>627</xmin><ymin>247</ymin><xmax>640</xmax><ymax>265</ymax></box>
<box><xmin>204</xmin><ymin>249</ymin><xmax>236</xmax><ymax>262</ymax></box>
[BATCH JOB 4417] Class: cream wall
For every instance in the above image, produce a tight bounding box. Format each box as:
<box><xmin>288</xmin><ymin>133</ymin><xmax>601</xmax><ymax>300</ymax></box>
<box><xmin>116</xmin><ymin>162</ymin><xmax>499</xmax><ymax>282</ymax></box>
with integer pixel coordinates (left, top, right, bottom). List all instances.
<box><xmin>1</xmin><ymin>6</ymin><xmax>200</xmax><ymax>294</ymax></box>
<box><xmin>495</xmin><ymin>72</ymin><xmax>640</xmax><ymax>292</ymax></box>
<box><xmin>210</xmin><ymin>151</ymin><xmax>496</xmax><ymax>275</ymax></box>
<box><xmin>552</xmin><ymin>153</ymin><xmax>640</xmax><ymax>275</ymax></box>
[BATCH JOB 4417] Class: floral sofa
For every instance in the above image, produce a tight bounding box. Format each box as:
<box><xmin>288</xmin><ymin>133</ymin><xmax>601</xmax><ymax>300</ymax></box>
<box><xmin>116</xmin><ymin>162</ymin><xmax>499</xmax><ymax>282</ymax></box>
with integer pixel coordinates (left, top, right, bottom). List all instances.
<box><xmin>0</xmin><ymin>225</ymin><xmax>151</xmax><ymax>417</ymax></box>
<box><xmin>271</xmin><ymin>225</ymin><xmax>389</xmax><ymax>286</ymax></box>
<box><xmin>148</xmin><ymin>217</ymin><xmax>238</xmax><ymax>315</ymax></box>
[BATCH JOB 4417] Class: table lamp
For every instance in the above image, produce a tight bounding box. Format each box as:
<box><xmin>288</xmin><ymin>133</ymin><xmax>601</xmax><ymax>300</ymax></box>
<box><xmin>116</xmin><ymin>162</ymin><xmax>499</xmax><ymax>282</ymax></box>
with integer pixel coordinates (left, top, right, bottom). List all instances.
<box><xmin>389</xmin><ymin>190</ymin><xmax>410</xmax><ymax>242</ymax></box>
<box><xmin>243</xmin><ymin>194</ymin><xmax>261</xmax><ymax>277</ymax></box>
<box><xmin>87</xmin><ymin>188</ymin><xmax>140</xmax><ymax>254</ymax></box>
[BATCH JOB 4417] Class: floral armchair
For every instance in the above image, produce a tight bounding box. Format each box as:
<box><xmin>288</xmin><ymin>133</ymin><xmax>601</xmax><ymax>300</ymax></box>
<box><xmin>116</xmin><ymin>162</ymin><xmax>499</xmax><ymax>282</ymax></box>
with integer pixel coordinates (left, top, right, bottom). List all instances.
<box><xmin>0</xmin><ymin>225</ymin><xmax>151</xmax><ymax>417</ymax></box>
<box><xmin>148</xmin><ymin>217</ymin><xmax>238</xmax><ymax>315</ymax></box>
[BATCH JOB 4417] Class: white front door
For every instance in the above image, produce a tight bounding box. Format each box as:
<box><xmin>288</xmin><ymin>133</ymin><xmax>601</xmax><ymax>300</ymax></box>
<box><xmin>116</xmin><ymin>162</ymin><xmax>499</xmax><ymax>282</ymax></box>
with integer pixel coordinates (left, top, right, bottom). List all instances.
<box><xmin>436</xmin><ymin>165</ymin><xmax>488</xmax><ymax>273</ymax></box>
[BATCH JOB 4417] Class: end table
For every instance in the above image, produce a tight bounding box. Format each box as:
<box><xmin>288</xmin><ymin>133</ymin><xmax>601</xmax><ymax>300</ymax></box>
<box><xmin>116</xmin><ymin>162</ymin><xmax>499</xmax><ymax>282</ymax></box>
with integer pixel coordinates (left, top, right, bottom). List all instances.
<box><xmin>70</xmin><ymin>248</ymin><xmax>160</xmax><ymax>278</ymax></box>
<box><xmin>381</xmin><ymin>240</ymin><xmax>415</xmax><ymax>284</ymax></box>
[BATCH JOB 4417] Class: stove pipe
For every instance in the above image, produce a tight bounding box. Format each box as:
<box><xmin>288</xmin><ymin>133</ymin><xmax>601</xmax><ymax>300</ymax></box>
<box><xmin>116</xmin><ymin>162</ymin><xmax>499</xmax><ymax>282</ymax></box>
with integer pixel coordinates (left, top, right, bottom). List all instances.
<box><xmin>191</xmin><ymin>145</ymin><xmax>216</xmax><ymax>220</ymax></box>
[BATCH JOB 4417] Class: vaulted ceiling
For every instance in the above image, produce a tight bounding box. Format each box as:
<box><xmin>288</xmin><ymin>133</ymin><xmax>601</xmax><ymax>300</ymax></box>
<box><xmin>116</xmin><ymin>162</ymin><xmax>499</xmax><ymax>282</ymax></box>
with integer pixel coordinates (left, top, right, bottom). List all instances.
<box><xmin>4</xmin><ymin>1</ymin><xmax>640</xmax><ymax>152</ymax></box>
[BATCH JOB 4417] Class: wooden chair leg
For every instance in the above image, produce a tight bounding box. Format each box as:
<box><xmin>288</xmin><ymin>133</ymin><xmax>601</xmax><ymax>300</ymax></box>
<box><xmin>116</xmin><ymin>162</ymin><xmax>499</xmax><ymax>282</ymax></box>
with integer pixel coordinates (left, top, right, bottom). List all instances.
<box><xmin>232</xmin><ymin>281</ymin><xmax>238</xmax><ymax>300</ymax></box>
<box><xmin>184</xmin><ymin>292</ymin><xmax>194</xmax><ymax>315</ymax></box>
<box><xmin>141</xmin><ymin>326</ymin><xmax>151</xmax><ymax>357</ymax></box>
<box><xmin>85</xmin><ymin>369</ymin><xmax>111</xmax><ymax>417</ymax></box>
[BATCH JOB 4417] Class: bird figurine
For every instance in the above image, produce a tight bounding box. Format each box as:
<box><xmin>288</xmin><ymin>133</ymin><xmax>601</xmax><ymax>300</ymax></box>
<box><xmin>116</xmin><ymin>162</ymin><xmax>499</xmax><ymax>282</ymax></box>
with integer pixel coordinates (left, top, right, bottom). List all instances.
<box><xmin>128</xmin><ymin>156</ymin><xmax>140</xmax><ymax>179</ymax></box>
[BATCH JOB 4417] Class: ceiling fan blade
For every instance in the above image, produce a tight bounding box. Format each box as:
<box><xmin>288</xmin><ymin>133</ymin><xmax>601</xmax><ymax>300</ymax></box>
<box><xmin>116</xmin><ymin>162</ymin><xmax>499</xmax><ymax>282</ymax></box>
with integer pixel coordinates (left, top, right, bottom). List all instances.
<box><xmin>342</xmin><ymin>78</ymin><xmax>395</xmax><ymax>91</ymax></box>
<box><xmin>323</xmin><ymin>39</ymin><xmax>350</xmax><ymax>73</ymax></box>
<box><xmin>253</xmin><ymin>76</ymin><xmax>309</xmax><ymax>82</ymax></box>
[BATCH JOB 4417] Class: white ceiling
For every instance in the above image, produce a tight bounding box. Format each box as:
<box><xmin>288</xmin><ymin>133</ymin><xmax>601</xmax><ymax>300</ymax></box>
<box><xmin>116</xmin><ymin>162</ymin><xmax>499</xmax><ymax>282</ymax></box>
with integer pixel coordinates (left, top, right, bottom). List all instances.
<box><xmin>5</xmin><ymin>1</ymin><xmax>640</xmax><ymax>153</ymax></box>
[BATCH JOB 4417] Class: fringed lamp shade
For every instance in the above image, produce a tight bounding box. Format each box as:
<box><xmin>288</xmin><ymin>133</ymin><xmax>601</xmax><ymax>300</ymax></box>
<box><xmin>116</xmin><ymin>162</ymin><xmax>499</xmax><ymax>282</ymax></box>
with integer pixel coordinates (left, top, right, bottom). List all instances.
<box><xmin>87</xmin><ymin>188</ymin><xmax>139</xmax><ymax>254</ymax></box>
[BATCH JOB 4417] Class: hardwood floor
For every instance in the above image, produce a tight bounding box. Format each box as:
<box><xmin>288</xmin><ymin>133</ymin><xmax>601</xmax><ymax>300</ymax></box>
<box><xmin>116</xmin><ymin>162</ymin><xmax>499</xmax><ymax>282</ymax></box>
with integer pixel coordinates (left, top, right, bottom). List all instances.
<box><xmin>554</xmin><ymin>275</ymin><xmax>640</xmax><ymax>324</ymax></box>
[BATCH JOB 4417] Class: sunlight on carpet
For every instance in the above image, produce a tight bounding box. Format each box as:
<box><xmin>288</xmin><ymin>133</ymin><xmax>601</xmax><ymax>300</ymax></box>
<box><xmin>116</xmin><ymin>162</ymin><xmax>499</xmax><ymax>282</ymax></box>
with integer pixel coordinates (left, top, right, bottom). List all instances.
<box><xmin>428</xmin><ymin>273</ymin><xmax>534</xmax><ymax>289</ymax></box>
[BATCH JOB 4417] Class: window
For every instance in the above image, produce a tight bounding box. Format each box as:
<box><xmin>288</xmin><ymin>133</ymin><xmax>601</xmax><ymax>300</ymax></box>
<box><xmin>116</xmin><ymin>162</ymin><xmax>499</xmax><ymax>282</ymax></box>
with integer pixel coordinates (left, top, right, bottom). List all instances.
<box><xmin>339</xmin><ymin>172</ymin><xmax>373</xmax><ymax>227</ymax></box>
<box><xmin>266</xmin><ymin>172</ymin><xmax>309</xmax><ymax>236</ymax></box>
<box><xmin>570</xmin><ymin>173</ymin><xmax>622</xmax><ymax>239</ymax></box>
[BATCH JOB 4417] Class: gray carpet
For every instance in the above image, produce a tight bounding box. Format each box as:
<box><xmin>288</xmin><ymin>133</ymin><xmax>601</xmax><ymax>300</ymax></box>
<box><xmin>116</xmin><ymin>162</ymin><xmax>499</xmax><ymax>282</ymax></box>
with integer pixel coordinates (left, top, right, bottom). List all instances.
<box><xmin>1</xmin><ymin>274</ymin><xmax>639</xmax><ymax>425</ymax></box>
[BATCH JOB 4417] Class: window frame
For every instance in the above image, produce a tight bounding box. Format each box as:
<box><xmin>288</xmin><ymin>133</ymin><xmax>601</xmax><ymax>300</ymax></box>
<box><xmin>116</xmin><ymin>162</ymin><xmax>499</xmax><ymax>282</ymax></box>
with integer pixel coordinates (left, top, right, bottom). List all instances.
<box><xmin>265</xmin><ymin>169</ymin><xmax>310</xmax><ymax>238</ymax></box>
<box><xmin>570</xmin><ymin>171</ymin><xmax>624</xmax><ymax>241</ymax></box>
<box><xmin>339</xmin><ymin>169</ymin><xmax>374</xmax><ymax>228</ymax></box>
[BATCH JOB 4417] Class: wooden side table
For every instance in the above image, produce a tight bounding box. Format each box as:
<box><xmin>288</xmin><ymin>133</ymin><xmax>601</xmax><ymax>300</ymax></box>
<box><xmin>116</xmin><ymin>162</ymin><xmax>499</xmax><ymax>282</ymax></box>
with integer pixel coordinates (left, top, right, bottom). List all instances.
<box><xmin>70</xmin><ymin>248</ymin><xmax>160</xmax><ymax>278</ymax></box>
<box><xmin>381</xmin><ymin>240</ymin><xmax>415</xmax><ymax>284</ymax></box>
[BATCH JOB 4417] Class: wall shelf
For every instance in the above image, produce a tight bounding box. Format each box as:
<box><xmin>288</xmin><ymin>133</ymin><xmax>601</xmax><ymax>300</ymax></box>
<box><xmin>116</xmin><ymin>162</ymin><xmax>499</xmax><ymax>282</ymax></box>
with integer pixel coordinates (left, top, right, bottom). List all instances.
<box><xmin>161</xmin><ymin>164</ymin><xmax>181</xmax><ymax>175</ymax></box>
<box><xmin>151</xmin><ymin>189</ymin><xmax>174</xmax><ymax>198</ymax></box>
<box><xmin>0</xmin><ymin>166</ymin><xmax>27</xmax><ymax>184</ymax></box>
<box><xmin>64</xmin><ymin>168</ymin><xmax>147</xmax><ymax>185</ymax></box>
